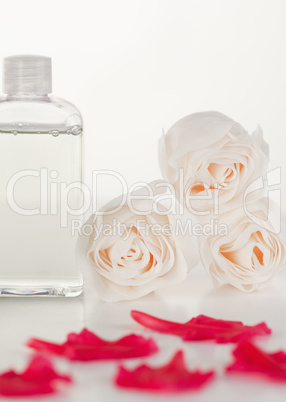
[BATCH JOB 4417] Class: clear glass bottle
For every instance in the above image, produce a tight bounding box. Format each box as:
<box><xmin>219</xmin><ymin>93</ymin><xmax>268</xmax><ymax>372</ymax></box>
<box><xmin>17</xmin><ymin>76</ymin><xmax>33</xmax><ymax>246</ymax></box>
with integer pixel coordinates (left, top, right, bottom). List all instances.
<box><xmin>0</xmin><ymin>55</ymin><xmax>83</xmax><ymax>296</ymax></box>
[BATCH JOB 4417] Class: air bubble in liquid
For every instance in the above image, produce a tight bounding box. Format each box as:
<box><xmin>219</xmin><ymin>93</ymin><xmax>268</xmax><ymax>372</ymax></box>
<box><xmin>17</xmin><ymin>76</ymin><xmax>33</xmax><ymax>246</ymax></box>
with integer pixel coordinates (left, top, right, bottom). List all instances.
<box><xmin>70</xmin><ymin>125</ymin><xmax>82</xmax><ymax>136</ymax></box>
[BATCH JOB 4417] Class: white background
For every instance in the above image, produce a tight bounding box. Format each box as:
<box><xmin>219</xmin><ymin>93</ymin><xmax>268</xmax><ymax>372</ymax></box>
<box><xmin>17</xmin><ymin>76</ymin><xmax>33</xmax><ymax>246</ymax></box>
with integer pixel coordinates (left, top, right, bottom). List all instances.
<box><xmin>1</xmin><ymin>0</ymin><xmax>286</xmax><ymax>201</ymax></box>
<box><xmin>1</xmin><ymin>1</ymin><xmax>286</xmax><ymax>401</ymax></box>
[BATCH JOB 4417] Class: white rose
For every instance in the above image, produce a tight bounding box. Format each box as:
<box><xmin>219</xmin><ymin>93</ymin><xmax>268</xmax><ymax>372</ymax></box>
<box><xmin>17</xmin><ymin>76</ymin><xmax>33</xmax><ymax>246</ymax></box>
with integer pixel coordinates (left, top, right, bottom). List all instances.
<box><xmin>77</xmin><ymin>190</ymin><xmax>198</xmax><ymax>301</ymax></box>
<box><xmin>199</xmin><ymin>199</ymin><xmax>286</xmax><ymax>291</ymax></box>
<box><xmin>159</xmin><ymin>111</ymin><xmax>269</xmax><ymax>213</ymax></box>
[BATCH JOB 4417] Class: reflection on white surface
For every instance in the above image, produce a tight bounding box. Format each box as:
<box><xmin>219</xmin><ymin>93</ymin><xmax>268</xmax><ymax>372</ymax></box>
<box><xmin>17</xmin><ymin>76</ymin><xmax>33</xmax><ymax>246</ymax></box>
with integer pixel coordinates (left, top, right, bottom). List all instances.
<box><xmin>1</xmin><ymin>268</ymin><xmax>286</xmax><ymax>401</ymax></box>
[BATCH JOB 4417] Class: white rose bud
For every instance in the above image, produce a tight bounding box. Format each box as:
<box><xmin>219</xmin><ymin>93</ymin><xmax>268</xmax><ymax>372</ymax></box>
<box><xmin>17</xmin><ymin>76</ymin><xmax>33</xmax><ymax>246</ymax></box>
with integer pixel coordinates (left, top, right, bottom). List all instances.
<box><xmin>199</xmin><ymin>199</ymin><xmax>286</xmax><ymax>291</ymax></box>
<box><xmin>77</xmin><ymin>189</ymin><xmax>199</xmax><ymax>302</ymax></box>
<box><xmin>159</xmin><ymin>111</ymin><xmax>269</xmax><ymax>214</ymax></box>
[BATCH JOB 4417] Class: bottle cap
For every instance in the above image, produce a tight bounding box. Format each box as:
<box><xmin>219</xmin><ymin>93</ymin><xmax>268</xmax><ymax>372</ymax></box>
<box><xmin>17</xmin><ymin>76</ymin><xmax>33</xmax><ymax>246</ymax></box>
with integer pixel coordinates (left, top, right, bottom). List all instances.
<box><xmin>3</xmin><ymin>55</ymin><xmax>52</xmax><ymax>95</ymax></box>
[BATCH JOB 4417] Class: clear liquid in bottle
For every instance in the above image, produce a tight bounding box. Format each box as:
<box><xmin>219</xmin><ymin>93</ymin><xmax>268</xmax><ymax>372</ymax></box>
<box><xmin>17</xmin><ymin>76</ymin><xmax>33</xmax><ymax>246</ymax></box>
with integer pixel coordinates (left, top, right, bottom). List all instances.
<box><xmin>0</xmin><ymin>55</ymin><xmax>83</xmax><ymax>296</ymax></box>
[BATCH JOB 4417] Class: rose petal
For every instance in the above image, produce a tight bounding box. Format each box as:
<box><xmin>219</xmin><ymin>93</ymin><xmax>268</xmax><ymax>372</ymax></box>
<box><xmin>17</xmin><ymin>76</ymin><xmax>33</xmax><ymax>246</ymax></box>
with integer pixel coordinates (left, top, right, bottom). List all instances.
<box><xmin>115</xmin><ymin>350</ymin><xmax>215</xmax><ymax>393</ymax></box>
<box><xmin>0</xmin><ymin>355</ymin><xmax>71</xmax><ymax>397</ymax></box>
<box><xmin>226</xmin><ymin>341</ymin><xmax>286</xmax><ymax>381</ymax></box>
<box><xmin>131</xmin><ymin>311</ymin><xmax>271</xmax><ymax>343</ymax></box>
<box><xmin>27</xmin><ymin>329</ymin><xmax>159</xmax><ymax>361</ymax></box>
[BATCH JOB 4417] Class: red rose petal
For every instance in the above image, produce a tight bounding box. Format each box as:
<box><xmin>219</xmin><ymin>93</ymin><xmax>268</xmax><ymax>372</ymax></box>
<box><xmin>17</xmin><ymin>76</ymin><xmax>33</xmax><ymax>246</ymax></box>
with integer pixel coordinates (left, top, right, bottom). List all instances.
<box><xmin>0</xmin><ymin>355</ymin><xmax>71</xmax><ymax>397</ymax></box>
<box><xmin>226</xmin><ymin>341</ymin><xmax>286</xmax><ymax>381</ymax></box>
<box><xmin>131</xmin><ymin>311</ymin><xmax>271</xmax><ymax>344</ymax></box>
<box><xmin>21</xmin><ymin>354</ymin><xmax>71</xmax><ymax>383</ymax></box>
<box><xmin>27</xmin><ymin>329</ymin><xmax>159</xmax><ymax>361</ymax></box>
<box><xmin>115</xmin><ymin>350</ymin><xmax>215</xmax><ymax>393</ymax></box>
<box><xmin>189</xmin><ymin>315</ymin><xmax>244</xmax><ymax>328</ymax></box>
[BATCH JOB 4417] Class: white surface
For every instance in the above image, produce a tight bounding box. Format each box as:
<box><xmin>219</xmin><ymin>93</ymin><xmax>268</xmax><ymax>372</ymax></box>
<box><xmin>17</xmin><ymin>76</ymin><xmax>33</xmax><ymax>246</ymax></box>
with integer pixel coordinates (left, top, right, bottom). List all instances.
<box><xmin>1</xmin><ymin>268</ymin><xmax>286</xmax><ymax>401</ymax></box>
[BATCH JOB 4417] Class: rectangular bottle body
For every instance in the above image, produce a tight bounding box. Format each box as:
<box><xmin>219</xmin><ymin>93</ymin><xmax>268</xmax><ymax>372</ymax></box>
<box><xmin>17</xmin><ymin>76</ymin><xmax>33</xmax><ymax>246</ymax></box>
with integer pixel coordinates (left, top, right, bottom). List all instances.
<box><xmin>0</xmin><ymin>130</ymin><xmax>83</xmax><ymax>296</ymax></box>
